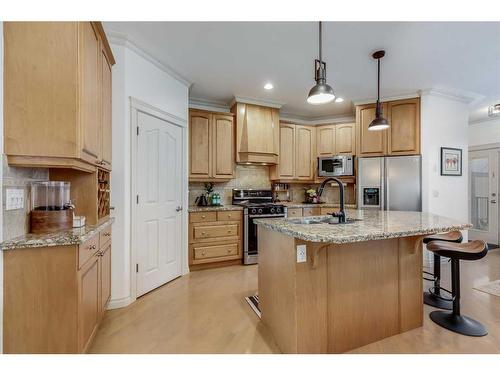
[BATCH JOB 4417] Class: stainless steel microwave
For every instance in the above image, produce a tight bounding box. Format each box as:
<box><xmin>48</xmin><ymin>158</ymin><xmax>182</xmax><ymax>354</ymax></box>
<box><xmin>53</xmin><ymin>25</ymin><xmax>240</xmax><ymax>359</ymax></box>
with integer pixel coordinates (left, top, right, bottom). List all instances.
<box><xmin>318</xmin><ymin>155</ymin><xmax>354</xmax><ymax>177</ymax></box>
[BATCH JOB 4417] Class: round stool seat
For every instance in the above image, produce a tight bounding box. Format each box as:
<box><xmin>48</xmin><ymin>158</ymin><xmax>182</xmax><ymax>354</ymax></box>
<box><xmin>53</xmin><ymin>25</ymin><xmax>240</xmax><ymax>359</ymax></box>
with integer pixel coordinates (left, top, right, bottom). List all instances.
<box><xmin>427</xmin><ymin>240</ymin><xmax>488</xmax><ymax>261</ymax></box>
<box><xmin>423</xmin><ymin>230</ymin><xmax>463</xmax><ymax>244</ymax></box>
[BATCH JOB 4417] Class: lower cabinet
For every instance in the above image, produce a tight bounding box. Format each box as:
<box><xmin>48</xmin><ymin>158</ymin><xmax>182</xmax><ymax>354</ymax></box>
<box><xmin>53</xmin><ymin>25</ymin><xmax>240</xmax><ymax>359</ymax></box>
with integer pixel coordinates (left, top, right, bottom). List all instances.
<box><xmin>3</xmin><ymin>224</ymin><xmax>112</xmax><ymax>353</ymax></box>
<box><xmin>189</xmin><ymin>210</ymin><xmax>242</xmax><ymax>269</ymax></box>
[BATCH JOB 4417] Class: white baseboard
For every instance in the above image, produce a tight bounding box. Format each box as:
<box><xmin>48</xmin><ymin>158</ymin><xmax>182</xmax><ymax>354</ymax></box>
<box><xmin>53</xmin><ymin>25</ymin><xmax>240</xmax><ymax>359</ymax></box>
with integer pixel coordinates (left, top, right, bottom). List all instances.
<box><xmin>107</xmin><ymin>295</ymin><xmax>135</xmax><ymax>310</ymax></box>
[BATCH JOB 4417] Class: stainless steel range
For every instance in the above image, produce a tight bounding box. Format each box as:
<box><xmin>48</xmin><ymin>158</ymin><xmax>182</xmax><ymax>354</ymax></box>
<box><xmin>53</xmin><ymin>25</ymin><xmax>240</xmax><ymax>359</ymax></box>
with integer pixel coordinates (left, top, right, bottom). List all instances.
<box><xmin>232</xmin><ymin>189</ymin><xmax>287</xmax><ymax>265</ymax></box>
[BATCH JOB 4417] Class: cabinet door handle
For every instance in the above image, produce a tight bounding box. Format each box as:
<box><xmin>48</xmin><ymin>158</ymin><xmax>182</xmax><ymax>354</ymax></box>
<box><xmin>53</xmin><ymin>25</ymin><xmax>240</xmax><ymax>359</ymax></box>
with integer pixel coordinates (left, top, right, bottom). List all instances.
<box><xmin>176</xmin><ymin>206</ymin><xmax>183</xmax><ymax>212</ymax></box>
<box><xmin>88</xmin><ymin>244</ymin><xmax>97</xmax><ymax>250</ymax></box>
<box><xmin>201</xmin><ymin>251</ymin><xmax>206</xmax><ymax>256</ymax></box>
<box><xmin>201</xmin><ymin>215</ymin><xmax>206</xmax><ymax>219</ymax></box>
<box><xmin>227</xmin><ymin>249</ymin><xmax>232</xmax><ymax>253</ymax></box>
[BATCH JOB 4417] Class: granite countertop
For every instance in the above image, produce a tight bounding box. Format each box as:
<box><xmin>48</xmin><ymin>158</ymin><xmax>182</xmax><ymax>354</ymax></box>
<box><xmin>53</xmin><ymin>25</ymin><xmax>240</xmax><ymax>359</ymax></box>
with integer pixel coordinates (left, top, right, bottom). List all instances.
<box><xmin>254</xmin><ymin>209</ymin><xmax>471</xmax><ymax>244</ymax></box>
<box><xmin>0</xmin><ymin>217</ymin><xmax>115</xmax><ymax>251</ymax></box>
<box><xmin>188</xmin><ymin>205</ymin><xmax>243</xmax><ymax>212</ymax></box>
<box><xmin>282</xmin><ymin>202</ymin><xmax>357</xmax><ymax>209</ymax></box>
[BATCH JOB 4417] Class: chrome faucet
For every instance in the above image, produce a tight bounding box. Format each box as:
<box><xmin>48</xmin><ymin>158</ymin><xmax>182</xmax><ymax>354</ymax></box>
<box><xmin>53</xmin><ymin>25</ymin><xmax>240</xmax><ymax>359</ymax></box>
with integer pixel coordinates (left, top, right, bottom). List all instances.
<box><xmin>317</xmin><ymin>177</ymin><xmax>346</xmax><ymax>223</ymax></box>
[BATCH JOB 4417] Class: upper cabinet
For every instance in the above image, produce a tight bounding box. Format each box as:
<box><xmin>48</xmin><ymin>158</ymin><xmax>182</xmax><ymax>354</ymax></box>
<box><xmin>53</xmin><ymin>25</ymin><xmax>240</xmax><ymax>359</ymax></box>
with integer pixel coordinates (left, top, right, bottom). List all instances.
<box><xmin>231</xmin><ymin>102</ymin><xmax>280</xmax><ymax>164</ymax></box>
<box><xmin>387</xmin><ymin>99</ymin><xmax>420</xmax><ymax>155</ymax></box>
<box><xmin>4</xmin><ymin>22</ymin><xmax>115</xmax><ymax>172</ymax></box>
<box><xmin>270</xmin><ymin>123</ymin><xmax>315</xmax><ymax>181</ymax></box>
<box><xmin>189</xmin><ymin>110</ymin><xmax>235</xmax><ymax>181</ymax></box>
<box><xmin>316</xmin><ymin>123</ymin><xmax>355</xmax><ymax>157</ymax></box>
<box><xmin>356</xmin><ymin>98</ymin><xmax>420</xmax><ymax>157</ymax></box>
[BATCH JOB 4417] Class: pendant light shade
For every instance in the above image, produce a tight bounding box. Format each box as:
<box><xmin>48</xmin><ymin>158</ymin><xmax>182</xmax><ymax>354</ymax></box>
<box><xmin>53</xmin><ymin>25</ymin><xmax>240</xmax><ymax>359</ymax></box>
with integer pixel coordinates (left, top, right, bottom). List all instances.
<box><xmin>368</xmin><ymin>50</ymin><xmax>389</xmax><ymax>131</ymax></box>
<box><xmin>307</xmin><ymin>22</ymin><xmax>335</xmax><ymax>105</ymax></box>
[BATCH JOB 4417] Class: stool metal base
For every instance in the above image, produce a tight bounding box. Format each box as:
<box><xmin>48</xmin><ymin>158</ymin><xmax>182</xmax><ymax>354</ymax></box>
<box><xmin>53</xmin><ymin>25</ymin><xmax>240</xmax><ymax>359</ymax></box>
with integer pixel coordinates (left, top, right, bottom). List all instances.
<box><xmin>424</xmin><ymin>291</ymin><xmax>452</xmax><ymax>310</ymax></box>
<box><xmin>430</xmin><ymin>311</ymin><xmax>487</xmax><ymax>337</ymax></box>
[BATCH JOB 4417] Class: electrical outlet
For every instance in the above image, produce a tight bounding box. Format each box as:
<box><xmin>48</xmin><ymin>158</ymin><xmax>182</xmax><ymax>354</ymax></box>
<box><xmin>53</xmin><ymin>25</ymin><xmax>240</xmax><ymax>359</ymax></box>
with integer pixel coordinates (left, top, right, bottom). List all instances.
<box><xmin>296</xmin><ymin>244</ymin><xmax>307</xmax><ymax>263</ymax></box>
<box><xmin>6</xmin><ymin>188</ymin><xmax>24</xmax><ymax>210</ymax></box>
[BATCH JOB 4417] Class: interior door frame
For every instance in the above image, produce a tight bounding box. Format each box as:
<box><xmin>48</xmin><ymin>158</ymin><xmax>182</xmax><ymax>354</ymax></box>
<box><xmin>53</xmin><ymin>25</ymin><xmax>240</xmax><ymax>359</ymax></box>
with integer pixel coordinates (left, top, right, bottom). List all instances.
<box><xmin>130</xmin><ymin>97</ymin><xmax>189</xmax><ymax>302</ymax></box>
<box><xmin>468</xmin><ymin>144</ymin><xmax>500</xmax><ymax>245</ymax></box>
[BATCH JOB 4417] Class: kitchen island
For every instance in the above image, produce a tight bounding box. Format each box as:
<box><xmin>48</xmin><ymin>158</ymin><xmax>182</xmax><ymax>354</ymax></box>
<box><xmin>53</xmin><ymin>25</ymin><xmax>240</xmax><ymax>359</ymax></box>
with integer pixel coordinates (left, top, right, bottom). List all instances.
<box><xmin>255</xmin><ymin>209</ymin><xmax>471</xmax><ymax>353</ymax></box>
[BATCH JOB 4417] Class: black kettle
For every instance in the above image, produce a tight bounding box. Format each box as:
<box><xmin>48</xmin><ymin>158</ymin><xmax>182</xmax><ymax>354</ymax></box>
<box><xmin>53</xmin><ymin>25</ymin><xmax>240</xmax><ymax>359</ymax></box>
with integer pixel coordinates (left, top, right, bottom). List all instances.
<box><xmin>195</xmin><ymin>195</ymin><xmax>208</xmax><ymax>206</ymax></box>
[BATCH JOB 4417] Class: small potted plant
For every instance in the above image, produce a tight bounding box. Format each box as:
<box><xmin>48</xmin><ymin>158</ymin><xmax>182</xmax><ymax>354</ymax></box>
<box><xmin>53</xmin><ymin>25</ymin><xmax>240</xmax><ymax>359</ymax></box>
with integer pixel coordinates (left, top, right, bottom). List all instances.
<box><xmin>204</xmin><ymin>182</ymin><xmax>215</xmax><ymax>205</ymax></box>
<box><xmin>304</xmin><ymin>188</ymin><xmax>319</xmax><ymax>204</ymax></box>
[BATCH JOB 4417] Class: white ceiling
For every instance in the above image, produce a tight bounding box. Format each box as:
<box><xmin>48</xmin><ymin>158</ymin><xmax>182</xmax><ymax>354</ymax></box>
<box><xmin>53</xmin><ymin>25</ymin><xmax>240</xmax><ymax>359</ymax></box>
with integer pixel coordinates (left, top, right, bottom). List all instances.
<box><xmin>104</xmin><ymin>22</ymin><xmax>500</xmax><ymax>122</ymax></box>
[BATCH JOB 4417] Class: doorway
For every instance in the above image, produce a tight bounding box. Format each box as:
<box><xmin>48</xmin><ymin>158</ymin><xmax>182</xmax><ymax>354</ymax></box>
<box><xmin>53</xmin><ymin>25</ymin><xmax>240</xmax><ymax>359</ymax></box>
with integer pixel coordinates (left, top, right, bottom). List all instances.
<box><xmin>131</xmin><ymin>100</ymin><xmax>187</xmax><ymax>298</ymax></box>
<box><xmin>469</xmin><ymin>149</ymin><xmax>499</xmax><ymax>245</ymax></box>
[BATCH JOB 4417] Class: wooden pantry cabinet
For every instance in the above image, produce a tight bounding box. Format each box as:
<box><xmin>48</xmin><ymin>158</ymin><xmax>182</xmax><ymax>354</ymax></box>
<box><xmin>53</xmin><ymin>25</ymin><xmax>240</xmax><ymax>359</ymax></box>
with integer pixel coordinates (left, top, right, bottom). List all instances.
<box><xmin>316</xmin><ymin>123</ymin><xmax>356</xmax><ymax>156</ymax></box>
<box><xmin>3</xmin><ymin>22</ymin><xmax>115</xmax><ymax>172</ymax></box>
<box><xmin>188</xmin><ymin>211</ymin><xmax>243</xmax><ymax>270</ymax></box>
<box><xmin>356</xmin><ymin>98</ymin><xmax>420</xmax><ymax>157</ymax></box>
<box><xmin>189</xmin><ymin>110</ymin><xmax>235</xmax><ymax>181</ymax></box>
<box><xmin>270</xmin><ymin>123</ymin><xmax>316</xmax><ymax>182</ymax></box>
<box><xmin>3</xmin><ymin>224</ymin><xmax>113</xmax><ymax>353</ymax></box>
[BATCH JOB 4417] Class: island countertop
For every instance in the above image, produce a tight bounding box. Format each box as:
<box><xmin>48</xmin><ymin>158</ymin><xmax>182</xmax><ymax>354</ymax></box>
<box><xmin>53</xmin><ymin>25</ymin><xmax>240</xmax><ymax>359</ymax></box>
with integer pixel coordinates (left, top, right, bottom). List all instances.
<box><xmin>254</xmin><ymin>209</ymin><xmax>471</xmax><ymax>244</ymax></box>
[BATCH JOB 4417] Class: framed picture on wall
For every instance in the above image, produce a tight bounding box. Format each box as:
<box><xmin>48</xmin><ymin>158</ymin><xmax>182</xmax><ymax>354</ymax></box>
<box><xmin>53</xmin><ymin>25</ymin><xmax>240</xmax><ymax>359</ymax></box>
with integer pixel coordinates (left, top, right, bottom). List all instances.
<box><xmin>441</xmin><ymin>147</ymin><xmax>462</xmax><ymax>176</ymax></box>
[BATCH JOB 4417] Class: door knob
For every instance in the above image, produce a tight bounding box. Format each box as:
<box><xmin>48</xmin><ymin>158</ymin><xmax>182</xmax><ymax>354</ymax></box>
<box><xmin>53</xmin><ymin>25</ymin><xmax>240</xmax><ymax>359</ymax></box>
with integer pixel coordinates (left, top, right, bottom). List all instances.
<box><xmin>176</xmin><ymin>206</ymin><xmax>183</xmax><ymax>212</ymax></box>
<box><xmin>491</xmin><ymin>200</ymin><xmax>497</xmax><ymax>204</ymax></box>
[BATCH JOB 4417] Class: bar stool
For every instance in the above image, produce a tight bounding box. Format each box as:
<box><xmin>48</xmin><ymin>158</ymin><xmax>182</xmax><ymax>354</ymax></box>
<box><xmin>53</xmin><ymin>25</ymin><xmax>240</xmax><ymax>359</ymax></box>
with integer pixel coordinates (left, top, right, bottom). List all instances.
<box><xmin>423</xmin><ymin>231</ymin><xmax>463</xmax><ymax>310</ymax></box>
<box><xmin>426</xmin><ymin>240</ymin><xmax>488</xmax><ymax>337</ymax></box>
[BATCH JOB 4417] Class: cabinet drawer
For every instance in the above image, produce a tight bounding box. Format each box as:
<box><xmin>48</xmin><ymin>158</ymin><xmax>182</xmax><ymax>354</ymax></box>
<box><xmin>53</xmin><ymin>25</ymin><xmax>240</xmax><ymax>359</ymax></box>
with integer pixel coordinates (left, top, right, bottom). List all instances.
<box><xmin>303</xmin><ymin>207</ymin><xmax>320</xmax><ymax>216</ymax></box>
<box><xmin>189</xmin><ymin>212</ymin><xmax>217</xmax><ymax>223</ymax></box>
<box><xmin>193</xmin><ymin>243</ymin><xmax>239</xmax><ymax>263</ymax></box>
<box><xmin>194</xmin><ymin>224</ymin><xmax>238</xmax><ymax>240</ymax></box>
<box><xmin>216</xmin><ymin>210</ymin><xmax>242</xmax><ymax>222</ymax></box>
<box><xmin>99</xmin><ymin>225</ymin><xmax>112</xmax><ymax>248</ymax></box>
<box><xmin>79</xmin><ymin>234</ymin><xmax>99</xmax><ymax>269</ymax></box>
<box><xmin>287</xmin><ymin>208</ymin><xmax>303</xmax><ymax>217</ymax></box>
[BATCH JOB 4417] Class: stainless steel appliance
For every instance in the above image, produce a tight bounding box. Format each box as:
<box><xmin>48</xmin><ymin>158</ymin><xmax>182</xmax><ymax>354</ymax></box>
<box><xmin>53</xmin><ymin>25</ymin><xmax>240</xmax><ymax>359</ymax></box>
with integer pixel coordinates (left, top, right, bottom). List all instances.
<box><xmin>318</xmin><ymin>155</ymin><xmax>354</xmax><ymax>177</ymax></box>
<box><xmin>232</xmin><ymin>189</ymin><xmax>287</xmax><ymax>265</ymax></box>
<box><xmin>357</xmin><ymin>155</ymin><xmax>422</xmax><ymax>211</ymax></box>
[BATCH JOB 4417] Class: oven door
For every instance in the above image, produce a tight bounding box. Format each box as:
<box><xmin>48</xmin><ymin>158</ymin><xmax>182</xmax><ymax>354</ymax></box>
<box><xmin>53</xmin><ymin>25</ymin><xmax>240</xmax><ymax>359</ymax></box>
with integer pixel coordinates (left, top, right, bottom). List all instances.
<box><xmin>245</xmin><ymin>213</ymin><xmax>285</xmax><ymax>265</ymax></box>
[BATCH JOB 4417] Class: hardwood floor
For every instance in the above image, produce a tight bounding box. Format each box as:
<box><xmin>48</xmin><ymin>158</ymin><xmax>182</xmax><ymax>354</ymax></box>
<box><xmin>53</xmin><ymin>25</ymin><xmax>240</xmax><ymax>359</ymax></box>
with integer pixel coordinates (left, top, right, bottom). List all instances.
<box><xmin>90</xmin><ymin>250</ymin><xmax>500</xmax><ymax>354</ymax></box>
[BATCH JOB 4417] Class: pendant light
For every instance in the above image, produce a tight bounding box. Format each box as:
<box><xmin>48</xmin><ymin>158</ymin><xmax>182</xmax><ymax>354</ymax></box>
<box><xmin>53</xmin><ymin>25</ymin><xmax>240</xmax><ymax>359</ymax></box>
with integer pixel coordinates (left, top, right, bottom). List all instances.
<box><xmin>307</xmin><ymin>21</ymin><xmax>335</xmax><ymax>105</ymax></box>
<box><xmin>368</xmin><ymin>50</ymin><xmax>389</xmax><ymax>131</ymax></box>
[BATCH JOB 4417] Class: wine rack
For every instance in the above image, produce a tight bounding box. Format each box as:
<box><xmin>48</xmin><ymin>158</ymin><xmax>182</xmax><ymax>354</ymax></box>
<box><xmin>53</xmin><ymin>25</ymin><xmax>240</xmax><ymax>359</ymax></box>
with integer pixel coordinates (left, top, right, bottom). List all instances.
<box><xmin>98</xmin><ymin>169</ymin><xmax>110</xmax><ymax>219</ymax></box>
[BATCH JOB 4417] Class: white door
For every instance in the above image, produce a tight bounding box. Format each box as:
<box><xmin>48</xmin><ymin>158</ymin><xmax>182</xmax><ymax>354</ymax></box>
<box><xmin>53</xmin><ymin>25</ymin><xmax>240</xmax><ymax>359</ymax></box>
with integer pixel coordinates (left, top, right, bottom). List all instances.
<box><xmin>469</xmin><ymin>149</ymin><xmax>499</xmax><ymax>245</ymax></box>
<box><xmin>136</xmin><ymin>111</ymin><xmax>183</xmax><ymax>297</ymax></box>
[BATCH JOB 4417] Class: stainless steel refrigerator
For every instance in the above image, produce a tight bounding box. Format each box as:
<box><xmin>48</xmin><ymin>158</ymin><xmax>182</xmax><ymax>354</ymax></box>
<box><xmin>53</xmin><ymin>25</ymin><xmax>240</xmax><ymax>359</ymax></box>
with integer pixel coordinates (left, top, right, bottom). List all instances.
<box><xmin>357</xmin><ymin>155</ymin><xmax>422</xmax><ymax>211</ymax></box>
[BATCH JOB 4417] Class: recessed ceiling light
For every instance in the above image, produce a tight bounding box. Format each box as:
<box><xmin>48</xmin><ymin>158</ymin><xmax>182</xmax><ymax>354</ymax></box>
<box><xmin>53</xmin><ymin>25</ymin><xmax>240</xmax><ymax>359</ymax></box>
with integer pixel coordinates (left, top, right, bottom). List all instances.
<box><xmin>335</xmin><ymin>97</ymin><xmax>344</xmax><ymax>103</ymax></box>
<box><xmin>264</xmin><ymin>83</ymin><xmax>274</xmax><ymax>90</ymax></box>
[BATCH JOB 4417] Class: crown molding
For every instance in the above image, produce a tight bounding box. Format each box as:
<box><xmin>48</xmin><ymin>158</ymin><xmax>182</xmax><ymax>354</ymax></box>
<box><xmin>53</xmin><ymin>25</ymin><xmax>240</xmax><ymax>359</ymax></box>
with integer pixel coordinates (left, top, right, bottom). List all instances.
<box><xmin>280</xmin><ymin>112</ymin><xmax>355</xmax><ymax>125</ymax></box>
<box><xmin>469</xmin><ymin>116</ymin><xmax>500</xmax><ymax>126</ymax></box>
<box><xmin>353</xmin><ymin>92</ymin><xmax>420</xmax><ymax>106</ymax></box>
<box><xmin>229</xmin><ymin>96</ymin><xmax>285</xmax><ymax>109</ymax></box>
<box><xmin>419</xmin><ymin>88</ymin><xmax>484</xmax><ymax>105</ymax></box>
<box><xmin>106</xmin><ymin>30</ymin><xmax>192</xmax><ymax>88</ymax></box>
<box><xmin>189</xmin><ymin>97</ymin><xmax>231</xmax><ymax>113</ymax></box>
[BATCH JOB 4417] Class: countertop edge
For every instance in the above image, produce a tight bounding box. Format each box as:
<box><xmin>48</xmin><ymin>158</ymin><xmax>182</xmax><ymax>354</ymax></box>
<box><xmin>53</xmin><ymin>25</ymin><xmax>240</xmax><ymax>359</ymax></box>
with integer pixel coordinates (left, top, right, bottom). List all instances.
<box><xmin>0</xmin><ymin>217</ymin><xmax>116</xmax><ymax>251</ymax></box>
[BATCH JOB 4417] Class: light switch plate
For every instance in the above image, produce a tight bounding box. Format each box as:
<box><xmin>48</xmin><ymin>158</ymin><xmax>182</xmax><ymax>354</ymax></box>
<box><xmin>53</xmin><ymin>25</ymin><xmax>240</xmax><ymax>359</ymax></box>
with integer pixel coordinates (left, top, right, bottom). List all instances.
<box><xmin>297</xmin><ymin>244</ymin><xmax>307</xmax><ymax>263</ymax></box>
<box><xmin>6</xmin><ymin>188</ymin><xmax>24</xmax><ymax>210</ymax></box>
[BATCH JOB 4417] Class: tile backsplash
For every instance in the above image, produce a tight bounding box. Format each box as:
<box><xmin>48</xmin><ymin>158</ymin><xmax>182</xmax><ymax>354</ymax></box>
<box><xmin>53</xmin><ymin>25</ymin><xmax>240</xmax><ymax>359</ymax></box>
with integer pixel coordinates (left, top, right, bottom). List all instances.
<box><xmin>188</xmin><ymin>164</ymin><xmax>356</xmax><ymax>206</ymax></box>
<box><xmin>2</xmin><ymin>156</ymin><xmax>49</xmax><ymax>240</ymax></box>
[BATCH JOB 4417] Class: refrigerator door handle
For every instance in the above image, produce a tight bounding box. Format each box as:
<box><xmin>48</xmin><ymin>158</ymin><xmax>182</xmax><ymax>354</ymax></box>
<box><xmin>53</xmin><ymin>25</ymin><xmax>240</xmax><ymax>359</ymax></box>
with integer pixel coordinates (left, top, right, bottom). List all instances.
<box><xmin>384</xmin><ymin>157</ymin><xmax>389</xmax><ymax>211</ymax></box>
<box><xmin>380</xmin><ymin>157</ymin><xmax>386</xmax><ymax>211</ymax></box>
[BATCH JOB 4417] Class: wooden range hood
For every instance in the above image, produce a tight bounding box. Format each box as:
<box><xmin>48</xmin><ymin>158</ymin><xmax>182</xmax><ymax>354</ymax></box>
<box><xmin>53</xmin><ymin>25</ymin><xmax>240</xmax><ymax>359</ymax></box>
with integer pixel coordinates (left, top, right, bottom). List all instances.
<box><xmin>231</xmin><ymin>101</ymin><xmax>280</xmax><ymax>165</ymax></box>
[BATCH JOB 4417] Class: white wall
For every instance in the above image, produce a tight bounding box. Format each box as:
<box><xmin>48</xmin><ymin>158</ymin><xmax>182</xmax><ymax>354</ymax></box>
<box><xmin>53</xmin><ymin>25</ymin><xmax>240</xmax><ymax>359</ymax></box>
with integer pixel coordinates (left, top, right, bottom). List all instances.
<box><xmin>469</xmin><ymin>118</ymin><xmax>500</xmax><ymax>147</ymax></box>
<box><xmin>421</xmin><ymin>92</ymin><xmax>470</xmax><ymax>262</ymax></box>
<box><xmin>108</xmin><ymin>41</ymin><xmax>189</xmax><ymax>309</ymax></box>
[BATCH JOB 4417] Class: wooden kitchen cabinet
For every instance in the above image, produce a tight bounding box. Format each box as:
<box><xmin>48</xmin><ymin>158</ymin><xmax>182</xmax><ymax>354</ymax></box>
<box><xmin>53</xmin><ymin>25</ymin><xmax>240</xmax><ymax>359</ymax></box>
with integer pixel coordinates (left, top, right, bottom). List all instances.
<box><xmin>189</xmin><ymin>109</ymin><xmax>235</xmax><ymax>181</ymax></box>
<box><xmin>189</xmin><ymin>210</ymin><xmax>243</xmax><ymax>269</ymax></box>
<box><xmin>4</xmin><ymin>22</ymin><xmax>115</xmax><ymax>172</ymax></box>
<box><xmin>356</xmin><ymin>98</ymin><xmax>420</xmax><ymax>157</ymax></box>
<box><xmin>387</xmin><ymin>98</ymin><xmax>420</xmax><ymax>155</ymax></box>
<box><xmin>335</xmin><ymin>123</ymin><xmax>356</xmax><ymax>154</ymax></box>
<box><xmin>295</xmin><ymin>125</ymin><xmax>316</xmax><ymax>180</ymax></box>
<box><xmin>100</xmin><ymin>44</ymin><xmax>113</xmax><ymax>168</ymax></box>
<box><xmin>356</xmin><ymin>103</ymin><xmax>388</xmax><ymax>156</ymax></box>
<box><xmin>271</xmin><ymin>123</ymin><xmax>316</xmax><ymax>182</ymax></box>
<box><xmin>316</xmin><ymin>123</ymin><xmax>356</xmax><ymax>156</ymax></box>
<box><xmin>3</xmin><ymin>224</ymin><xmax>113</xmax><ymax>353</ymax></box>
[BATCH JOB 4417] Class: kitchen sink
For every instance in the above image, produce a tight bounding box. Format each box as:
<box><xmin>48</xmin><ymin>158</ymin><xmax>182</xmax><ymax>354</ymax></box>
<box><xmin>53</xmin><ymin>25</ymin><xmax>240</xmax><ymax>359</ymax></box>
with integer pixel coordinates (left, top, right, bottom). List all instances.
<box><xmin>289</xmin><ymin>217</ymin><xmax>362</xmax><ymax>225</ymax></box>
